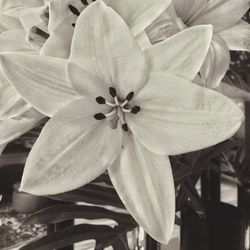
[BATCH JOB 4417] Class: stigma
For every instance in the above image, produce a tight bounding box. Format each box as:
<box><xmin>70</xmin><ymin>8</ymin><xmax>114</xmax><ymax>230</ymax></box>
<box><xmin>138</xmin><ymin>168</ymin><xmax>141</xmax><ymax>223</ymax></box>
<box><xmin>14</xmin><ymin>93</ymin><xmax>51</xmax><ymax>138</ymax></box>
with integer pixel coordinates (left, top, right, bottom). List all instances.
<box><xmin>93</xmin><ymin>87</ymin><xmax>141</xmax><ymax>132</ymax></box>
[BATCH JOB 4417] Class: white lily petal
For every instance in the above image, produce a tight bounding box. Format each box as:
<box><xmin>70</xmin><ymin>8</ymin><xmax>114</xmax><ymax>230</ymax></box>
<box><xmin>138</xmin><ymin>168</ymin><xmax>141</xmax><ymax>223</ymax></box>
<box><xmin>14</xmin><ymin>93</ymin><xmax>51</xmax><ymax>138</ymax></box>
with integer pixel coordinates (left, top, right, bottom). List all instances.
<box><xmin>0</xmin><ymin>144</ymin><xmax>7</xmax><ymax>155</ymax></box>
<box><xmin>67</xmin><ymin>62</ymin><xmax>109</xmax><ymax>99</ymax></box>
<box><xmin>0</xmin><ymin>82</ymin><xmax>29</xmax><ymax>119</ymax></box>
<box><xmin>0</xmin><ymin>53</ymin><xmax>78</xmax><ymax>117</ymax></box>
<box><xmin>0</xmin><ymin>108</ymin><xmax>44</xmax><ymax>145</ymax></box>
<box><xmin>20</xmin><ymin>6</ymin><xmax>48</xmax><ymax>33</ymax></box>
<box><xmin>219</xmin><ymin>20</ymin><xmax>250</xmax><ymax>52</ymax></box>
<box><xmin>0</xmin><ymin>29</ymin><xmax>34</xmax><ymax>53</ymax></box>
<box><xmin>215</xmin><ymin>82</ymin><xmax>250</xmax><ymax>104</ymax></box>
<box><xmin>145</xmin><ymin>8</ymin><xmax>180</xmax><ymax>44</ymax></box>
<box><xmin>173</xmin><ymin>0</ymin><xmax>207</xmax><ymax>25</ymax></box>
<box><xmin>109</xmin><ymin>134</ymin><xmax>175</xmax><ymax>244</ymax></box>
<box><xmin>70</xmin><ymin>1</ymin><xmax>148</xmax><ymax>97</ymax></box>
<box><xmin>191</xmin><ymin>0</ymin><xmax>250</xmax><ymax>32</ymax></box>
<box><xmin>104</xmin><ymin>0</ymin><xmax>172</xmax><ymax>36</ymax></box>
<box><xmin>145</xmin><ymin>25</ymin><xmax>213</xmax><ymax>81</ymax></box>
<box><xmin>135</xmin><ymin>31</ymin><xmax>152</xmax><ymax>50</ymax></box>
<box><xmin>0</xmin><ymin>0</ymin><xmax>45</xmax><ymax>17</ymax></box>
<box><xmin>127</xmin><ymin>73</ymin><xmax>243</xmax><ymax>156</ymax></box>
<box><xmin>200</xmin><ymin>34</ymin><xmax>230</xmax><ymax>88</ymax></box>
<box><xmin>0</xmin><ymin>13</ymin><xmax>22</xmax><ymax>31</ymax></box>
<box><xmin>40</xmin><ymin>16</ymin><xmax>74</xmax><ymax>58</ymax></box>
<box><xmin>20</xmin><ymin>98</ymin><xmax>123</xmax><ymax>195</ymax></box>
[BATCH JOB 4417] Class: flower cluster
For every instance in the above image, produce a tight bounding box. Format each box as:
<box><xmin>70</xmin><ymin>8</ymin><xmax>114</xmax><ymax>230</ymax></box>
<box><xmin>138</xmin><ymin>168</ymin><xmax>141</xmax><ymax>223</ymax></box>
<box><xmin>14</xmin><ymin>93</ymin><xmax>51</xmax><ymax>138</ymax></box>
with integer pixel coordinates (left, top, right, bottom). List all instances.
<box><xmin>0</xmin><ymin>0</ymin><xmax>248</xmax><ymax>244</ymax></box>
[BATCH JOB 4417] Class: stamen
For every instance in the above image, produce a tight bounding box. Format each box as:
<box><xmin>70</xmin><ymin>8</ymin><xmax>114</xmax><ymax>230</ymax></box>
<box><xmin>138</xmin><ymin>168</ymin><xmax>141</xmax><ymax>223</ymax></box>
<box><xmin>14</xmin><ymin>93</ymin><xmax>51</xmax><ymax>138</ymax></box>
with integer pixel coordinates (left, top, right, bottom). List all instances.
<box><xmin>126</xmin><ymin>91</ymin><xmax>134</xmax><ymax>101</ymax></box>
<box><xmin>106</xmin><ymin>101</ymin><xmax>116</xmax><ymax>107</ymax></box>
<box><xmin>94</xmin><ymin>113</ymin><xmax>106</xmax><ymax>120</ymax></box>
<box><xmin>122</xmin><ymin>124</ymin><xmax>128</xmax><ymax>132</ymax></box>
<box><xmin>117</xmin><ymin>109</ymin><xmax>128</xmax><ymax>132</ymax></box>
<box><xmin>131</xmin><ymin>106</ymin><xmax>140</xmax><ymax>114</ymax></box>
<box><xmin>80</xmin><ymin>0</ymin><xmax>89</xmax><ymax>5</ymax></box>
<box><xmin>114</xmin><ymin>96</ymin><xmax>119</xmax><ymax>106</ymax></box>
<box><xmin>34</xmin><ymin>27</ymin><xmax>50</xmax><ymax>39</ymax></box>
<box><xmin>105</xmin><ymin>109</ymin><xmax>117</xmax><ymax>118</ymax></box>
<box><xmin>96</xmin><ymin>96</ymin><xmax>116</xmax><ymax>107</ymax></box>
<box><xmin>121</xmin><ymin>107</ymin><xmax>131</xmax><ymax>113</ymax></box>
<box><xmin>72</xmin><ymin>23</ymin><xmax>76</xmax><ymax>27</ymax></box>
<box><xmin>96</xmin><ymin>96</ymin><xmax>106</xmax><ymax>104</ymax></box>
<box><xmin>120</xmin><ymin>100</ymin><xmax>128</xmax><ymax>107</ymax></box>
<box><xmin>68</xmin><ymin>5</ymin><xmax>80</xmax><ymax>16</ymax></box>
<box><xmin>109</xmin><ymin>87</ymin><xmax>116</xmax><ymax>97</ymax></box>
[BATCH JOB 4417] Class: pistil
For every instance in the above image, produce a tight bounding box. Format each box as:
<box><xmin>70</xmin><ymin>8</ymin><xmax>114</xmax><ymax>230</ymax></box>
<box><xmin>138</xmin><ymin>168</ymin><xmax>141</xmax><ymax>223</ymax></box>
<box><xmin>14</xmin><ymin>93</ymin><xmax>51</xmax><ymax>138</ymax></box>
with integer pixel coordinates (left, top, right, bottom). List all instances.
<box><xmin>94</xmin><ymin>87</ymin><xmax>140</xmax><ymax>132</ymax></box>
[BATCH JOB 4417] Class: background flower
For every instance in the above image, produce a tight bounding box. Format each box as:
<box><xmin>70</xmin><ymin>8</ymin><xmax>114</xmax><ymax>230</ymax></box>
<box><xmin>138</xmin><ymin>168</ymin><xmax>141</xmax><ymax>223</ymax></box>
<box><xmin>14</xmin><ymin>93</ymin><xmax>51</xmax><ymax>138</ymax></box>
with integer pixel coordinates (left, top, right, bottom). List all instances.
<box><xmin>146</xmin><ymin>0</ymin><xmax>250</xmax><ymax>88</ymax></box>
<box><xmin>0</xmin><ymin>1</ymin><xmax>46</xmax><ymax>154</ymax></box>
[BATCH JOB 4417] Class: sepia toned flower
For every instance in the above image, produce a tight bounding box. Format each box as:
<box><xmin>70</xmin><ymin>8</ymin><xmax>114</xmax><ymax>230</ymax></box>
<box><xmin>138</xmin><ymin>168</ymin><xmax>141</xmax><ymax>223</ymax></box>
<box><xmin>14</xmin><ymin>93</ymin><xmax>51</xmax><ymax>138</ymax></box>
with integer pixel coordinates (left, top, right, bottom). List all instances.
<box><xmin>0</xmin><ymin>0</ymin><xmax>244</xmax><ymax>244</ymax></box>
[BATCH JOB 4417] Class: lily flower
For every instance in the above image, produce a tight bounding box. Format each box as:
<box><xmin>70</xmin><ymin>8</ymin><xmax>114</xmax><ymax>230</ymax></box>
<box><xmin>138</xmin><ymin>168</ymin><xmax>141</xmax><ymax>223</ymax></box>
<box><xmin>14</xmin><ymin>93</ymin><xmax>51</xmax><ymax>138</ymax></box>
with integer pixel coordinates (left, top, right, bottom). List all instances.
<box><xmin>0</xmin><ymin>1</ymin><xmax>243</xmax><ymax>243</ymax></box>
<box><xmin>36</xmin><ymin>0</ymin><xmax>173</xmax><ymax>58</ymax></box>
<box><xmin>0</xmin><ymin>1</ymin><xmax>46</xmax><ymax>153</ymax></box>
<box><xmin>146</xmin><ymin>0</ymin><xmax>250</xmax><ymax>88</ymax></box>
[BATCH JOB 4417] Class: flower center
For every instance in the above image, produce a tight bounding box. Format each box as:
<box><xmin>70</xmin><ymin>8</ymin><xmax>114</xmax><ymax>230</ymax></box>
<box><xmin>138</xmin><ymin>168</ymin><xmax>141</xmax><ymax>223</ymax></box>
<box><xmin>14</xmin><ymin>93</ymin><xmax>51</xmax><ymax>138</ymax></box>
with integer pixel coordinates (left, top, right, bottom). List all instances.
<box><xmin>93</xmin><ymin>87</ymin><xmax>140</xmax><ymax>132</ymax></box>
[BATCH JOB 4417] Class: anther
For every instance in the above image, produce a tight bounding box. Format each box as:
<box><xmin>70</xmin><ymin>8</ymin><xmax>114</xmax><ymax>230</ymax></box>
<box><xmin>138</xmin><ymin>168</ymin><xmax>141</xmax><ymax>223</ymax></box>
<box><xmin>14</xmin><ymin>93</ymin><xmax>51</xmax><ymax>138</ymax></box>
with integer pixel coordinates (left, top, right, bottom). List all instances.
<box><xmin>131</xmin><ymin>106</ymin><xmax>140</xmax><ymax>114</ymax></box>
<box><xmin>105</xmin><ymin>109</ymin><xmax>117</xmax><ymax>118</ymax></box>
<box><xmin>94</xmin><ymin>113</ymin><xmax>106</xmax><ymax>120</ymax></box>
<box><xmin>34</xmin><ymin>27</ymin><xmax>50</xmax><ymax>39</ymax></box>
<box><xmin>80</xmin><ymin>0</ymin><xmax>89</xmax><ymax>5</ymax></box>
<box><xmin>126</xmin><ymin>91</ymin><xmax>134</xmax><ymax>101</ymax></box>
<box><xmin>68</xmin><ymin>5</ymin><xmax>80</xmax><ymax>16</ymax></box>
<box><xmin>96</xmin><ymin>96</ymin><xmax>106</xmax><ymax>104</ymax></box>
<box><xmin>122</xmin><ymin>123</ymin><xmax>128</xmax><ymax>132</ymax></box>
<box><xmin>72</xmin><ymin>23</ymin><xmax>76</xmax><ymax>27</ymax></box>
<box><xmin>109</xmin><ymin>87</ymin><xmax>116</xmax><ymax>97</ymax></box>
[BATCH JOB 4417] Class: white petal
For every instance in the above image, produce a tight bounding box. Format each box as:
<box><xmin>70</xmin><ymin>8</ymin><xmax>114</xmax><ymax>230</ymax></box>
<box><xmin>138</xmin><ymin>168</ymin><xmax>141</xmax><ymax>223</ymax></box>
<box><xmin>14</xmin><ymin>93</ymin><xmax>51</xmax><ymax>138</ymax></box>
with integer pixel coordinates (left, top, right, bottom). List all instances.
<box><xmin>173</xmin><ymin>0</ymin><xmax>207</xmax><ymax>25</ymax></box>
<box><xmin>145</xmin><ymin>8</ymin><xmax>180</xmax><ymax>44</ymax></box>
<box><xmin>191</xmin><ymin>0</ymin><xmax>250</xmax><ymax>32</ymax></box>
<box><xmin>40</xmin><ymin>16</ymin><xmax>74</xmax><ymax>58</ymax></box>
<box><xmin>70</xmin><ymin>1</ymin><xmax>148</xmax><ymax>98</ymax></box>
<box><xmin>219</xmin><ymin>20</ymin><xmax>250</xmax><ymax>52</ymax></box>
<box><xmin>0</xmin><ymin>108</ymin><xmax>44</xmax><ymax>145</ymax></box>
<box><xmin>127</xmin><ymin>73</ymin><xmax>243</xmax><ymax>156</ymax></box>
<box><xmin>20</xmin><ymin>6</ymin><xmax>48</xmax><ymax>33</ymax></box>
<box><xmin>0</xmin><ymin>53</ymin><xmax>78</xmax><ymax>117</ymax></box>
<box><xmin>145</xmin><ymin>25</ymin><xmax>213</xmax><ymax>81</ymax></box>
<box><xmin>20</xmin><ymin>98</ymin><xmax>123</xmax><ymax>195</ymax></box>
<box><xmin>0</xmin><ymin>82</ymin><xmax>29</xmax><ymax>119</ymax></box>
<box><xmin>104</xmin><ymin>0</ymin><xmax>172</xmax><ymax>36</ymax></box>
<box><xmin>0</xmin><ymin>29</ymin><xmax>34</xmax><ymax>53</ymax></box>
<box><xmin>215</xmin><ymin>82</ymin><xmax>250</xmax><ymax>104</ymax></box>
<box><xmin>200</xmin><ymin>34</ymin><xmax>230</xmax><ymax>88</ymax></box>
<box><xmin>0</xmin><ymin>0</ymin><xmax>45</xmax><ymax>17</ymax></box>
<box><xmin>135</xmin><ymin>31</ymin><xmax>152</xmax><ymax>50</ymax></box>
<box><xmin>47</xmin><ymin>0</ymin><xmax>83</xmax><ymax>34</ymax></box>
<box><xmin>109</xmin><ymin>134</ymin><xmax>175</xmax><ymax>244</ymax></box>
<box><xmin>0</xmin><ymin>13</ymin><xmax>22</xmax><ymax>31</ymax></box>
<box><xmin>67</xmin><ymin>62</ymin><xmax>108</xmax><ymax>99</ymax></box>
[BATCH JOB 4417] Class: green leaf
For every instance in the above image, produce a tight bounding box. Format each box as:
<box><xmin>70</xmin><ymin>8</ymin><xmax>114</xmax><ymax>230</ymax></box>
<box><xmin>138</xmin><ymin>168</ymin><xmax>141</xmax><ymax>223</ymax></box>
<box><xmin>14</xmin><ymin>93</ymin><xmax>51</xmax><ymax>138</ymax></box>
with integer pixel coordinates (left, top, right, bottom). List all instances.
<box><xmin>95</xmin><ymin>231</ymin><xmax>131</xmax><ymax>250</ymax></box>
<box><xmin>48</xmin><ymin>185</ymin><xmax>125</xmax><ymax>208</ymax></box>
<box><xmin>181</xmin><ymin>180</ymin><xmax>205</xmax><ymax>218</ymax></box>
<box><xmin>19</xmin><ymin>224</ymin><xmax>122</xmax><ymax>250</ymax></box>
<box><xmin>24</xmin><ymin>204</ymin><xmax>135</xmax><ymax>226</ymax></box>
<box><xmin>0</xmin><ymin>152</ymin><xmax>28</xmax><ymax>168</ymax></box>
